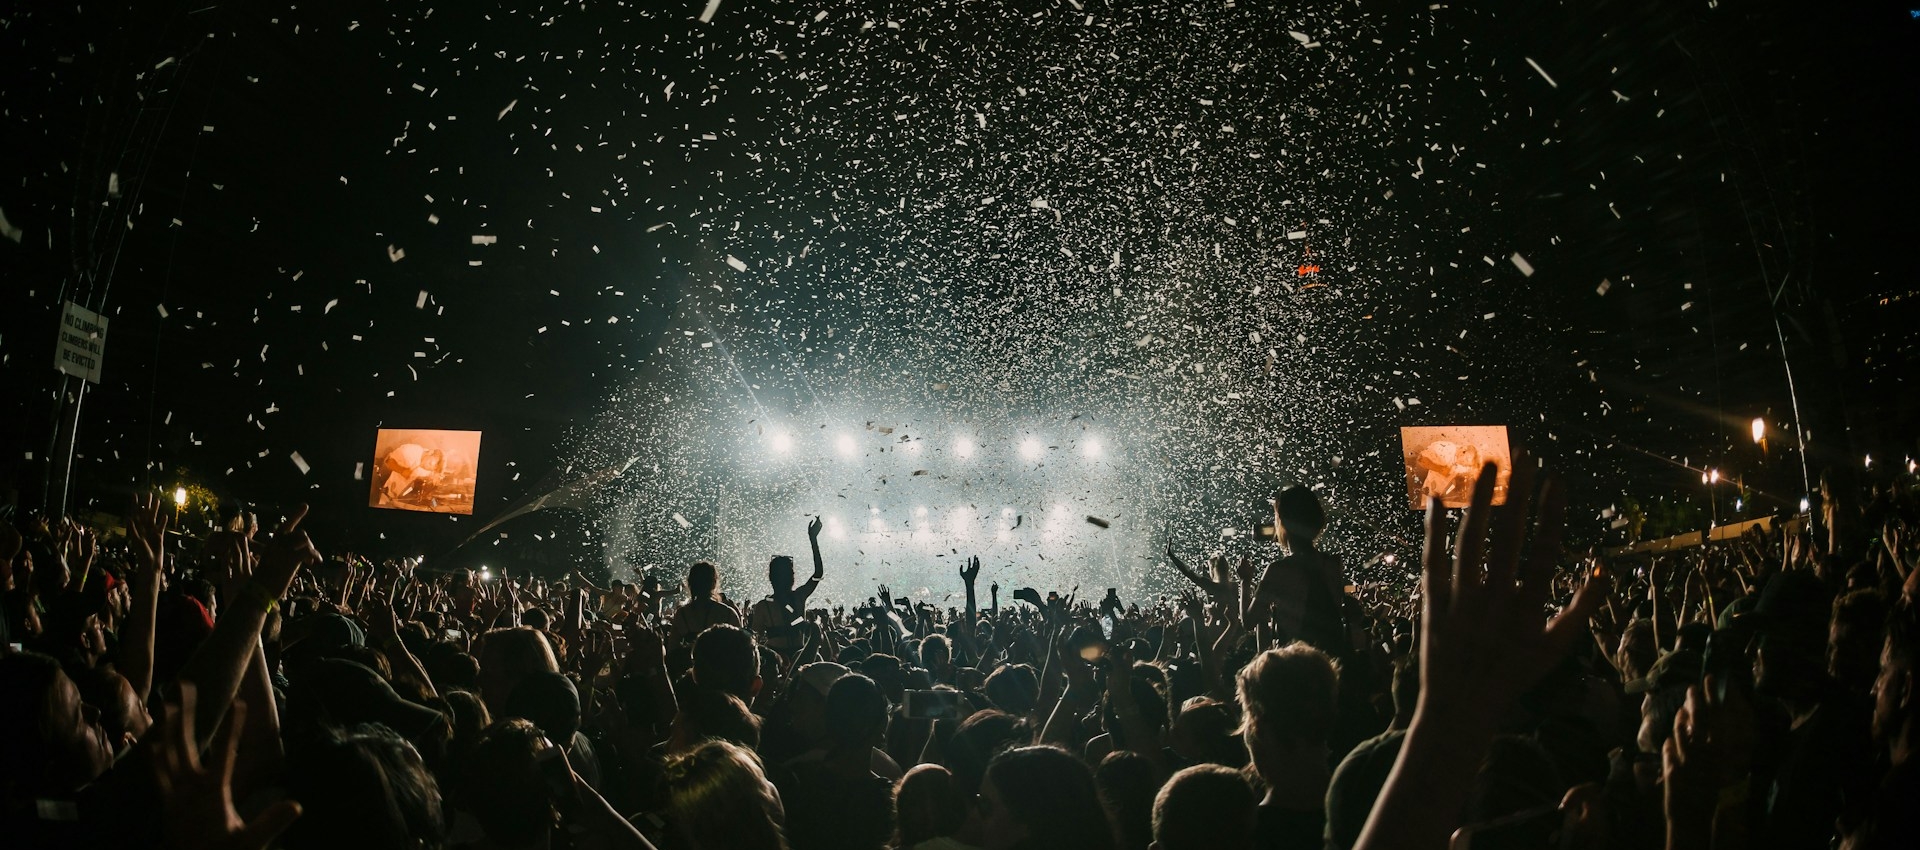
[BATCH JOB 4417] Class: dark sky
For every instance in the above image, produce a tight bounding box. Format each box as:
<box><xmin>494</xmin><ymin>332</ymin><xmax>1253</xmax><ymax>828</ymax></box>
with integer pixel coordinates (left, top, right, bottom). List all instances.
<box><xmin>2</xmin><ymin>0</ymin><xmax>1915</xmax><ymax>570</ymax></box>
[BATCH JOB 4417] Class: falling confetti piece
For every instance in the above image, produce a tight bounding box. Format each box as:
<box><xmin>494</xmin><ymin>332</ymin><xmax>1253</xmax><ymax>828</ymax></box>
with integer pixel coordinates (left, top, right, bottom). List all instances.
<box><xmin>1510</xmin><ymin>253</ymin><xmax>1535</xmax><ymax>277</ymax></box>
<box><xmin>1524</xmin><ymin>57</ymin><xmax>1558</xmax><ymax>88</ymax></box>
<box><xmin>290</xmin><ymin>452</ymin><xmax>310</xmax><ymax>475</ymax></box>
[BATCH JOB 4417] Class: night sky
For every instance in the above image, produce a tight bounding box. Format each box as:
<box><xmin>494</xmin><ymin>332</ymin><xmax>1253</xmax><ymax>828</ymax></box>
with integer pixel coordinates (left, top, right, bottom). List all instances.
<box><xmin>3</xmin><ymin>0</ymin><xmax>1915</xmax><ymax>597</ymax></box>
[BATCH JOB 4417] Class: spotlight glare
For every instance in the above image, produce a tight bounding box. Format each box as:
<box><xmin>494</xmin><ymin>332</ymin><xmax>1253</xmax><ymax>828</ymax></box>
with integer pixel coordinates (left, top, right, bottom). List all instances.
<box><xmin>173</xmin><ymin>486</ymin><xmax>187</xmax><ymax>507</ymax></box>
<box><xmin>770</xmin><ymin>431</ymin><xmax>793</xmax><ymax>453</ymax></box>
<box><xmin>1019</xmin><ymin>439</ymin><xmax>1044</xmax><ymax>461</ymax></box>
<box><xmin>1708</xmin><ymin>469</ymin><xmax>1720</xmax><ymax>484</ymax></box>
<box><xmin>954</xmin><ymin>437</ymin><xmax>975</xmax><ymax>459</ymax></box>
<box><xmin>914</xmin><ymin>505</ymin><xmax>928</xmax><ymax>517</ymax></box>
<box><xmin>836</xmin><ymin>434</ymin><xmax>857</xmax><ymax>457</ymax></box>
<box><xmin>1750</xmin><ymin>417</ymin><xmax>1765</xmax><ymax>444</ymax></box>
<box><xmin>1799</xmin><ymin>497</ymin><xmax>1811</xmax><ymax>513</ymax></box>
<box><xmin>1082</xmin><ymin>437</ymin><xmax>1103</xmax><ymax>458</ymax></box>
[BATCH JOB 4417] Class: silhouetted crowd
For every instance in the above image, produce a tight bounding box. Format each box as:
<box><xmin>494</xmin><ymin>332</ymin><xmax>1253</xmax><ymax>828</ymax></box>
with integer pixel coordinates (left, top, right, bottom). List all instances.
<box><xmin>2</xmin><ymin>458</ymin><xmax>1916</xmax><ymax>850</ymax></box>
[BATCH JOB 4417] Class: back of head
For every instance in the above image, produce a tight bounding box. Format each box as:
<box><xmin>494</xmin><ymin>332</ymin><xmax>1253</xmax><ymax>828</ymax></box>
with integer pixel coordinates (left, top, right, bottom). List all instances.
<box><xmin>692</xmin><ymin>624</ymin><xmax>759</xmax><ymax>700</ymax></box>
<box><xmin>947</xmin><ymin>709</ymin><xmax>1026</xmax><ymax>798</ymax></box>
<box><xmin>1152</xmin><ymin>764</ymin><xmax>1257</xmax><ymax>850</ymax></box>
<box><xmin>688</xmin><ymin>561</ymin><xmax>719</xmax><ymax>600</ymax></box>
<box><xmin>664</xmin><ymin>740</ymin><xmax>788</xmax><ymax>850</ymax></box>
<box><xmin>283</xmin><ymin>724</ymin><xmax>446</xmax><ymax>850</ymax></box>
<box><xmin>768</xmin><ymin>555</ymin><xmax>796</xmax><ymax>586</ymax></box>
<box><xmin>500</xmin><ymin>671</ymin><xmax>581</xmax><ymax>747</ymax></box>
<box><xmin>1094</xmin><ymin>751</ymin><xmax>1158</xmax><ymax>850</ymax></box>
<box><xmin>984</xmin><ymin>663</ymin><xmax>1040</xmax><ymax>715</ymax></box>
<box><xmin>1276</xmin><ymin>486</ymin><xmax>1326</xmax><ymax>543</ymax></box>
<box><xmin>824</xmin><ymin>672</ymin><xmax>888</xmax><ymax>752</ymax></box>
<box><xmin>984</xmin><ymin>745</ymin><xmax>1116</xmax><ymax>850</ymax></box>
<box><xmin>456</xmin><ymin>719</ymin><xmax>554</xmax><ymax>849</ymax></box>
<box><xmin>675</xmin><ymin>687</ymin><xmax>763</xmax><ymax>751</ymax></box>
<box><xmin>1236</xmin><ymin>642</ymin><xmax>1339</xmax><ymax>744</ymax></box>
<box><xmin>894</xmin><ymin>764</ymin><xmax>967</xmax><ymax>848</ymax></box>
<box><xmin>478</xmin><ymin>627</ymin><xmax>560</xmax><ymax>712</ymax></box>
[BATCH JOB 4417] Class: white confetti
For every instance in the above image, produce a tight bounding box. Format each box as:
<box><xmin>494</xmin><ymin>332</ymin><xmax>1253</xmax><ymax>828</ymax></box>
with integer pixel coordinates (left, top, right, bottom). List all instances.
<box><xmin>1523</xmin><ymin>57</ymin><xmax>1558</xmax><ymax>88</ymax></box>
<box><xmin>290</xmin><ymin>452</ymin><xmax>311</xmax><ymax>475</ymax></box>
<box><xmin>1509</xmin><ymin>252</ymin><xmax>1535</xmax><ymax>277</ymax></box>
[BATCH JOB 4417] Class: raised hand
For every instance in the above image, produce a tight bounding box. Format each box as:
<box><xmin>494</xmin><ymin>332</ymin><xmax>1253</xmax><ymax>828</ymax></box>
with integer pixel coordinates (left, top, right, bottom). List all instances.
<box><xmin>807</xmin><ymin>515</ymin><xmax>824</xmax><ymax>540</ymax></box>
<box><xmin>151</xmin><ymin>682</ymin><xmax>303</xmax><ymax>850</ymax></box>
<box><xmin>878</xmin><ymin>584</ymin><xmax>892</xmax><ymax>608</ymax></box>
<box><xmin>1416</xmin><ymin>460</ymin><xmax>1602</xmax><ymax>725</ymax></box>
<box><xmin>1352</xmin><ymin>457</ymin><xmax>1604</xmax><ymax>850</ymax></box>
<box><xmin>627</xmin><ymin>622</ymin><xmax>667</xmax><ymax>673</ymax></box>
<box><xmin>129</xmin><ymin>494</ymin><xmax>171</xmax><ymax>579</ymax></box>
<box><xmin>960</xmin><ymin>555</ymin><xmax>981</xmax><ymax>585</ymax></box>
<box><xmin>364</xmin><ymin>592</ymin><xmax>401</xmax><ymax>643</ymax></box>
<box><xmin>1663</xmin><ymin>677</ymin><xmax>1756</xmax><ymax>847</ymax></box>
<box><xmin>1013</xmin><ymin>587</ymin><xmax>1046</xmax><ymax>609</ymax></box>
<box><xmin>253</xmin><ymin>506</ymin><xmax>320</xmax><ymax>600</ymax></box>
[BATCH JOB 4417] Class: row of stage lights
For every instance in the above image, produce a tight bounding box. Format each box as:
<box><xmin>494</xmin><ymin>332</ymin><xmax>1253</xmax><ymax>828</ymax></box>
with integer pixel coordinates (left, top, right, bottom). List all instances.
<box><xmin>763</xmin><ymin>430</ymin><xmax>1107</xmax><ymax>462</ymax></box>
<box><xmin>809</xmin><ymin>502</ymin><xmax>1096</xmax><ymax>542</ymax></box>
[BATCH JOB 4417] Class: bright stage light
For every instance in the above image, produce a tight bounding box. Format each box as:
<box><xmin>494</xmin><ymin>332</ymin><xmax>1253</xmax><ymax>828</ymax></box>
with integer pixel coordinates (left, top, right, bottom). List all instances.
<box><xmin>954</xmin><ymin>437</ymin><xmax>975</xmax><ymax>459</ymax></box>
<box><xmin>173</xmin><ymin>486</ymin><xmax>187</xmax><ymax>507</ymax></box>
<box><xmin>825</xmin><ymin>516</ymin><xmax>847</xmax><ymax>540</ymax></box>
<box><xmin>836</xmin><ymin>434</ymin><xmax>857</xmax><ymax>457</ymax></box>
<box><xmin>1019</xmin><ymin>439</ymin><xmax>1044</xmax><ymax>461</ymax></box>
<box><xmin>1082</xmin><ymin>437</ymin><xmax>1103</xmax><ymax>458</ymax></box>
<box><xmin>1750</xmin><ymin>417</ymin><xmax>1765</xmax><ymax>444</ymax></box>
<box><xmin>903</xmin><ymin>439</ymin><xmax>923</xmax><ymax>455</ymax></box>
<box><xmin>914</xmin><ymin>505</ymin><xmax>928</xmax><ymax>517</ymax></box>
<box><xmin>770</xmin><ymin>431</ymin><xmax>794</xmax><ymax>453</ymax></box>
<box><xmin>1708</xmin><ymin>469</ymin><xmax>1720</xmax><ymax>484</ymax></box>
<box><xmin>1799</xmin><ymin>497</ymin><xmax>1811</xmax><ymax>513</ymax></box>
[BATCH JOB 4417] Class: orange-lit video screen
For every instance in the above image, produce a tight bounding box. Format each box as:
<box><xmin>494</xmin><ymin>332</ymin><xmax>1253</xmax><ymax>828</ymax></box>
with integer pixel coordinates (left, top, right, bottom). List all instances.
<box><xmin>1400</xmin><ymin>425</ymin><xmax>1511</xmax><ymax>509</ymax></box>
<box><xmin>368</xmin><ymin>429</ymin><xmax>482</xmax><ymax>515</ymax></box>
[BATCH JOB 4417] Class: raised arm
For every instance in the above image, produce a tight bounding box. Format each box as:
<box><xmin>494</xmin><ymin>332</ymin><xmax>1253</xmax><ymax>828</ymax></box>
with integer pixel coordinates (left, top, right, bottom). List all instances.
<box><xmin>177</xmin><ymin>506</ymin><xmax>321</xmax><ymax>744</ymax></box>
<box><xmin>124</xmin><ymin>494</ymin><xmax>170</xmax><ymax>702</ymax></box>
<box><xmin>1352</xmin><ymin>460</ymin><xmax>1603</xmax><ymax>850</ymax></box>
<box><xmin>806</xmin><ymin>516</ymin><xmax>826</xmax><ymax>584</ymax></box>
<box><xmin>961</xmin><ymin>556</ymin><xmax>981</xmax><ymax>639</ymax></box>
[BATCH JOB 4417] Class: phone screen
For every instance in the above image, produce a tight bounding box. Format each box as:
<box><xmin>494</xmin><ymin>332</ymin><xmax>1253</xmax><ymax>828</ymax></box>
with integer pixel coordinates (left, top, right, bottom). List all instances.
<box><xmin>904</xmin><ymin>689</ymin><xmax>966</xmax><ymax>720</ymax></box>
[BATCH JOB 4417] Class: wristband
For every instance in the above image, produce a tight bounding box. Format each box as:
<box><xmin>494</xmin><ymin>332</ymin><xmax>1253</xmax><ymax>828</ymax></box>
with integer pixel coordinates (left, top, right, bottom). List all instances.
<box><xmin>236</xmin><ymin>581</ymin><xmax>279</xmax><ymax>616</ymax></box>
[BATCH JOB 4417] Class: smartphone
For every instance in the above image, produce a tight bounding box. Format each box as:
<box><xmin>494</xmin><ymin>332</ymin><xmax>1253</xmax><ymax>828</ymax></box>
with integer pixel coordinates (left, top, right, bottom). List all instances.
<box><xmin>904</xmin><ymin>689</ymin><xmax>967</xmax><ymax>720</ymax></box>
<box><xmin>1450</xmin><ymin>804</ymin><xmax>1568</xmax><ymax>850</ymax></box>
<box><xmin>444</xmin><ymin>629</ymin><xmax>465</xmax><ymax>642</ymax></box>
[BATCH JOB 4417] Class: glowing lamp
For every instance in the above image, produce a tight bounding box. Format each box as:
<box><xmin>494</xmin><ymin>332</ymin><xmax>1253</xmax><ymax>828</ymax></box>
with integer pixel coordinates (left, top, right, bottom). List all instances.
<box><xmin>1750</xmin><ymin>417</ymin><xmax>1765</xmax><ymax>444</ymax></box>
<box><xmin>173</xmin><ymin>486</ymin><xmax>187</xmax><ymax>507</ymax></box>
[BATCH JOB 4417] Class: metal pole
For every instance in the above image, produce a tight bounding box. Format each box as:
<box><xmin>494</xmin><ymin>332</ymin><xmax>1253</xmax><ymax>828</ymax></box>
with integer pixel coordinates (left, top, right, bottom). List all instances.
<box><xmin>50</xmin><ymin>379</ymin><xmax>88</xmax><ymax>520</ymax></box>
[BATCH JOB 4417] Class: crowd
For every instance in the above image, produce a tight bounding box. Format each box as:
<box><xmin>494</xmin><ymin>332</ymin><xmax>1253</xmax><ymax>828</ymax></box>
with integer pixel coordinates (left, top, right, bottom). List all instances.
<box><xmin>1</xmin><ymin>455</ymin><xmax>1916</xmax><ymax>850</ymax></box>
